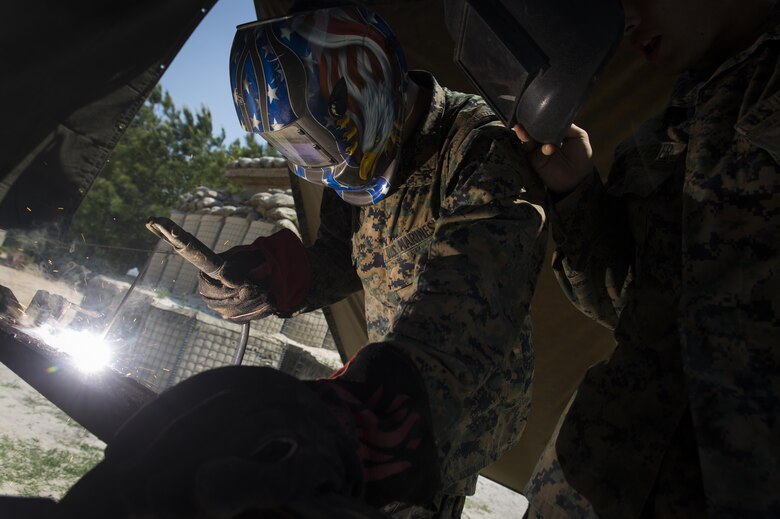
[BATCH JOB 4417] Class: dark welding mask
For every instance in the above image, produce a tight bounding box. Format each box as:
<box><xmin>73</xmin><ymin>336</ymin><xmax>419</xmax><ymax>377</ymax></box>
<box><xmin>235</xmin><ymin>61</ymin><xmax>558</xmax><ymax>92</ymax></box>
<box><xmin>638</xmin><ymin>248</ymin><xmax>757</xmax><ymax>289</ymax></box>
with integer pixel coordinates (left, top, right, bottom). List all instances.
<box><xmin>444</xmin><ymin>0</ymin><xmax>624</xmax><ymax>144</ymax></box>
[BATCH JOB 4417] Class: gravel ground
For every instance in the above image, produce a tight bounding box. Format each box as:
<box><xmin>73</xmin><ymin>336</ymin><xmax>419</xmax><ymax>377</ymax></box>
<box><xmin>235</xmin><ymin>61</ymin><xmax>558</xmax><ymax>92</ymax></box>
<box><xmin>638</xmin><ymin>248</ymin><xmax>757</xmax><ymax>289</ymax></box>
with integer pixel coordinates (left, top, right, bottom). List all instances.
<box><xmin>0</xmin><ymin>362</ymin><xmax>527</xmax><ymax>516</ymax></box>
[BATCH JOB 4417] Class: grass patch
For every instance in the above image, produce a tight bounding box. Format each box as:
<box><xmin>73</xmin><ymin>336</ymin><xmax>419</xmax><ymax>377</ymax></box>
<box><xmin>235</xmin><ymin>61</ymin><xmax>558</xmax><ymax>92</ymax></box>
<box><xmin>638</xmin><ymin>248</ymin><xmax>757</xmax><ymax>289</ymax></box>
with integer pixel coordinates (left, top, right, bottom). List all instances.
<box><xmin>0</xmin><ymin>434</ymin><xmax>103</xmax><ymax>497</ymax></box>
<box><xmin>21</xmin><ymin>394</ymin><xmax>45</xmax><ymax>408</ymax></box>
<box><xmin>44</xmin><ymin>406</ymin><xmax>88</xmax><ymax>434</ymax></box>
<box><xmin>0</xmin><ymin>380</ymin><xmax>22</xmax><ymax>390</ymax></box>
<box><xmin>16</xmin><ymin>390</ymin><xmax>95</xmax><ymax>436</ymax></box>
<box><xmin>464</xmin><ymin>500</ymin><xmax>493</xmax><ymax>514</ymax></box>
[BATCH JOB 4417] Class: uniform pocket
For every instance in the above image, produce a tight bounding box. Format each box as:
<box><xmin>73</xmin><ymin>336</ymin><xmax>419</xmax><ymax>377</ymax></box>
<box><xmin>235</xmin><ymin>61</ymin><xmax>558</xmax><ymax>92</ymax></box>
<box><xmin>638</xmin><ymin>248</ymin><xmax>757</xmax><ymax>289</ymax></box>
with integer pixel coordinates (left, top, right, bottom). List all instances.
<box><xmin>735</xmin><ymin>92</ymin><xmax>780</xmax><ymax>166</ymax></box>
<box><xmin>607</xmin><ymin>143</ymin><xmax>684</xmax><ymax>198</ymax></box>
<box><xmin>607</xmin><ymin>142</ymin><xmax>686</xmax><ymax>264</ymax></box>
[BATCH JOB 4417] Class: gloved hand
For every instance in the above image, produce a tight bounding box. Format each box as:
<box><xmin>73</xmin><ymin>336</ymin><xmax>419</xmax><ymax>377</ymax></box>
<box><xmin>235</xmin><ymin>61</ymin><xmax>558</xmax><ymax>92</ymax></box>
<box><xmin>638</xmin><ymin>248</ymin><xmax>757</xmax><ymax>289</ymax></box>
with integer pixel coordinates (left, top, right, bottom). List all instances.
<box><xmin>59</xmin><ymin>347</ymin><xmax>441</xmax><ymax>518</ymax></box>
<box><xmin>310</xmin><ymin>343</ymin><xmax>441</xmax><ymax>506</ymax></box>
<box><xmin>198</xmin><ymin>229</ymin><xmax>311</xmax><ymax>322</ymax></box>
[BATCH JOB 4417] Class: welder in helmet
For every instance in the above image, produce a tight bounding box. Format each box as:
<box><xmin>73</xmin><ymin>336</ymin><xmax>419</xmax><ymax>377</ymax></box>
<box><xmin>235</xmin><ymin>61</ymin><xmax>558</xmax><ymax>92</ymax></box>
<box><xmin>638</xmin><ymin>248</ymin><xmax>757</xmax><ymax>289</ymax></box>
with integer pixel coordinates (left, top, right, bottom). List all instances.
<box><xmin>55</xmin><ymin>3</ymin><xmax>546</xmax><ymax>518</ymax></box>
<box><xmin>191</xmin><ymin>2</ymin><xmax>546</xmax><ymax>518</ymax></box>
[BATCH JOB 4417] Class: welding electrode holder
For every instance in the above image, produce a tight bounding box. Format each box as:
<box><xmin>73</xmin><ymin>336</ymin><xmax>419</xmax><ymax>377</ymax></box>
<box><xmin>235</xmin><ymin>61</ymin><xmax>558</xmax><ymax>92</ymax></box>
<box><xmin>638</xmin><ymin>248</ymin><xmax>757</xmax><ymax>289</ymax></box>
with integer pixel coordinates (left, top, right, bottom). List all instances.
<box><xmin>145</xmin><ymin>216</ymin><xmax>248</xmax><ymax>365</ymax></box>
<box><xmin>145</xmin><ymin>216</ymin><xmax>224</xmax><ymax>277</ymax></box>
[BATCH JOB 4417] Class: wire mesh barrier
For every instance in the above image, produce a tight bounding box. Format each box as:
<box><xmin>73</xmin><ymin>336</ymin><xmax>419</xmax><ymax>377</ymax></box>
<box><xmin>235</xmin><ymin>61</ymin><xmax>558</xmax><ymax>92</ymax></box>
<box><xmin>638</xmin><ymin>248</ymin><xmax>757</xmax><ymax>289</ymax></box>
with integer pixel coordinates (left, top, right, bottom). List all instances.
<box><xmin>98</xmin><ymin>296</ymin><xmax>340</xmax><ymax>393</ymax></box>
<box><xmin>122</xmin><ymin>305</ymin><xmax>195</xmax><ymax>390</ymax></box>
<box><xmin>87</xmin><ymin>209</ymin><xmax>342</xmax><ymax>392</ymax></box>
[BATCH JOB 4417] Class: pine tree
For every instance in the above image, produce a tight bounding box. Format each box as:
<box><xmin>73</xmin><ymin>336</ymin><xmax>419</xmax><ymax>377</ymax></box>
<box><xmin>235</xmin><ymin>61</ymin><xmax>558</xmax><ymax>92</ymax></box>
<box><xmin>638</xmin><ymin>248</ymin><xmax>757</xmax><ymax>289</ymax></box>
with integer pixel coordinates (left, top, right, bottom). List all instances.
<box><xmin>67</xmin><ymin>86</ymin><xmax>273</xmax><ymax>275</ymax></box>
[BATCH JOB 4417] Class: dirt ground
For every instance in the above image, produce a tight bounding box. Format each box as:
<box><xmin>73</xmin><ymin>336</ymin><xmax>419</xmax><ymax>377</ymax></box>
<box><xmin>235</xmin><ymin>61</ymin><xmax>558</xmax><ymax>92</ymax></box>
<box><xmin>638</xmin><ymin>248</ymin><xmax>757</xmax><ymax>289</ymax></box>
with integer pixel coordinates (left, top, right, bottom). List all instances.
<box><xmin>0</xmin><ymin>264</ymin><xmax>84</xmax><ymax>310</ymax></box>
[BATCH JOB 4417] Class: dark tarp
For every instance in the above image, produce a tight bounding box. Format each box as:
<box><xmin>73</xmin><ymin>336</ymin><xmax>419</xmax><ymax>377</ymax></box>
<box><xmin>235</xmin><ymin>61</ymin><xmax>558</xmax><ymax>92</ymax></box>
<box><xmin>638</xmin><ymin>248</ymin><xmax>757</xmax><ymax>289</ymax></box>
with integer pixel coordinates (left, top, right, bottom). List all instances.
<box><xmin>0</xmin><ymin>0</ymin><xmax>217</xmax><ymax>231</ymax></box>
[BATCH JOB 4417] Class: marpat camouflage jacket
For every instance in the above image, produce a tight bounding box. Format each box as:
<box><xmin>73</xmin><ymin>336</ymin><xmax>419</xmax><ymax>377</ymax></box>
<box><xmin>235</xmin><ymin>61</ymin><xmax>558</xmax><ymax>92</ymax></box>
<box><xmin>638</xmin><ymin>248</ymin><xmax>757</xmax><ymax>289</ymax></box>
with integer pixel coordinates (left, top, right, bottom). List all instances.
<box><xmin>527</xmin><ymin>13</ymin><xmax>780</xmax><ymax>519</ymax></box>
<box><xmin>301</xmin><ymin>71</ymin><xmax>548</xmax><ymax>493</ymax></box>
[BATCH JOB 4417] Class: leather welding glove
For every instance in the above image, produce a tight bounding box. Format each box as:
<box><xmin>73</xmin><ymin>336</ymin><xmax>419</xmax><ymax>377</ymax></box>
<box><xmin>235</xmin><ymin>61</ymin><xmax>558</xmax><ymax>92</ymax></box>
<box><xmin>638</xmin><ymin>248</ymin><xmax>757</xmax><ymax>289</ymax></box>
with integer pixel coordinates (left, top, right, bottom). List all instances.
<box><xmin>309</xmin><ymin>342</ymin><xmax>442</xmax><ymax>507</ymax></box>
<box><xmin>198</xmin><ymin>229</ymin><xmax>311</xmax><ymax>322</ymax></box>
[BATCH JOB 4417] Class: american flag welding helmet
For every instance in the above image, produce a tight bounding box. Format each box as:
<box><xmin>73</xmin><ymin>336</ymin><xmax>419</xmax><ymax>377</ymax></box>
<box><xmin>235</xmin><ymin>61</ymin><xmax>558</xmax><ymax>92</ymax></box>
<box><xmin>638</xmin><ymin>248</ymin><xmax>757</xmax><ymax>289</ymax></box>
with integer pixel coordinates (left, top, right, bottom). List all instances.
<box><xmin>230</xmin><ymin>5</ymin><xmax>408</xmax><ymax>206</ymax></box>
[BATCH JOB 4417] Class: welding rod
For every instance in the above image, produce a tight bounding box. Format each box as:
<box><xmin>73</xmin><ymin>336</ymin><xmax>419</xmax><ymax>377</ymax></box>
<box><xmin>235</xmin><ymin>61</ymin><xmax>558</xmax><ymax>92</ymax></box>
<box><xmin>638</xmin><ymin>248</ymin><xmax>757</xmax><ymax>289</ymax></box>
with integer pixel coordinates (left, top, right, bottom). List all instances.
<box><xmin>145</xmin><ymin>216</ymin><xmax>224</xmax><ymax>277</ymax></box>
<box><xmin>100</xmin><ymin>259</ymin><xmax>150</xmax><ymax>341</ymax></box>
<box><xmin>145</xmin><ymin>216</ymin><xmax>249</xmax><ymax>365</ymax></box>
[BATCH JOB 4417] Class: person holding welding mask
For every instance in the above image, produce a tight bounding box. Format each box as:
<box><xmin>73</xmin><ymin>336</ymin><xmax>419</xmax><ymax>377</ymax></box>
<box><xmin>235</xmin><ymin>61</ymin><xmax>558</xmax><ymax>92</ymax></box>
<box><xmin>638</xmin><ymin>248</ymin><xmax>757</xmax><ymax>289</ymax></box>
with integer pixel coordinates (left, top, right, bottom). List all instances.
<box><xmin>513</xmin><ymin>0</ymin><xmax>780</xmax><ymax>517</ymax></box>
<box><xmin>56</xmin><ymin>2</ymin><xmax>548</xmax><ymax>519</ymax></box>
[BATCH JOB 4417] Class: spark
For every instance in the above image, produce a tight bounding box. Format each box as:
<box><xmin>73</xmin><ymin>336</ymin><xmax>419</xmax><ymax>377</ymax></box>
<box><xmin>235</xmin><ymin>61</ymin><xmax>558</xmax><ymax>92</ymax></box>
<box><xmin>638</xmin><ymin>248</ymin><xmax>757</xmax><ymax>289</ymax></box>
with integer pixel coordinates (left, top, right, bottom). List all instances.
<box><xmin>26</xmin><ymin>324</ymin><xmax>112</xmax><ymax>374</ymax></box>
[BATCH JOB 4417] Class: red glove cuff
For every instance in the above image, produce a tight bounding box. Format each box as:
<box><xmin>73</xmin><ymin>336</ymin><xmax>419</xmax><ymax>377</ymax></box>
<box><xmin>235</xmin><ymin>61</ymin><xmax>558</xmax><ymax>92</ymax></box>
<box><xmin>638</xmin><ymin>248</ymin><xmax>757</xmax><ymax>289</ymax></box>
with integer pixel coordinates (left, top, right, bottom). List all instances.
<box><xmin>309</xmin><ymin>344</ymin><xmax>441</xmax><ymax>506</ymax></box>
<box><xmin>250</xmin><ymin>229</ymin><xmax>311</xmax><ymax>313</ymax></box>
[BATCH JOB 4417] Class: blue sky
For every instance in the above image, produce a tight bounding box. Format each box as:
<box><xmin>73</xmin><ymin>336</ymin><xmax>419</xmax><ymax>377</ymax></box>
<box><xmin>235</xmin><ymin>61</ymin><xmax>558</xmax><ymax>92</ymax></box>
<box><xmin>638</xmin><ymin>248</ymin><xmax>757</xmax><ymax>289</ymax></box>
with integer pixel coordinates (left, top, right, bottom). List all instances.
<box><xmin>159</xmin><ymin>0</ymin><xmax>259</xmax><ymax>146</ymax></box>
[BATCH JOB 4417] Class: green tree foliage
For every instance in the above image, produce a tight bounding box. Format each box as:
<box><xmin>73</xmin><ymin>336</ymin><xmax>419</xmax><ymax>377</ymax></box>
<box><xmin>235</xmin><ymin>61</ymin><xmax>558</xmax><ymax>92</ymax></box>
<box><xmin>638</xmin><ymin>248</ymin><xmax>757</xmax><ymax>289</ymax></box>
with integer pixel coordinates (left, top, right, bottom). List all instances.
<box><xmin>68</xmin><ymin>86</ymin><xmax>274</xmax><ymax>275</ymax></box>
<box><xmin>227</xmin><ymin>133</ymin><xmax>280</xmax><ymax>159</ymax></box>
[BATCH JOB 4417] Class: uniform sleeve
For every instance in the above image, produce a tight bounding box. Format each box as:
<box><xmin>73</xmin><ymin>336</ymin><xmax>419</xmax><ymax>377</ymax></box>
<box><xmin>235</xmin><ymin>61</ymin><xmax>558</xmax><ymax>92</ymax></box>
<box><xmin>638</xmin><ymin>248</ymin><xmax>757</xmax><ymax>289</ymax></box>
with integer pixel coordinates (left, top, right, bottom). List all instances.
<box><xmin>375</xmin><ymin>124</ymin><xmax>548</xmax><ymax>484</ymax></box>
<box><xmin>548</xmin><ymin>168</ymin><xmax>634</xmax><ymax>330</ymax></box>
<box><xmin>297</xmin><ymin>189</ymin><xmax>363</xmax><ymax>312</ymax></box>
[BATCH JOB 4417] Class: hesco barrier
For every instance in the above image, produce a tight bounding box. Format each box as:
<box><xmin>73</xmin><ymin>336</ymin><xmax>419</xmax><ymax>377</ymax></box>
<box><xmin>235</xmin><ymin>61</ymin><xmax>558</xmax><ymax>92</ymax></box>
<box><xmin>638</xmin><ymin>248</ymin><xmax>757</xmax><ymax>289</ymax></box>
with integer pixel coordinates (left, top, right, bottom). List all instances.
<box><xmin>78</xmin><ymin>208</ymin><xmax>341</xmax><ymax>393</ymax></box>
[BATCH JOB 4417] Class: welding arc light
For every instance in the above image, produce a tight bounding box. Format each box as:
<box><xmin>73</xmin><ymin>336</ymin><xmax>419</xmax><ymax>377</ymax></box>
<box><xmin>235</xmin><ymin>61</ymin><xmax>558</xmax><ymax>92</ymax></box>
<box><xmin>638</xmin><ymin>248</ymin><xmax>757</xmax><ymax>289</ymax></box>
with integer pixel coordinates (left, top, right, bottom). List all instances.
<box><xmin>28</xmin><ymin>325</ymin><xmax>112</xmax><ymax>374</ymax></box>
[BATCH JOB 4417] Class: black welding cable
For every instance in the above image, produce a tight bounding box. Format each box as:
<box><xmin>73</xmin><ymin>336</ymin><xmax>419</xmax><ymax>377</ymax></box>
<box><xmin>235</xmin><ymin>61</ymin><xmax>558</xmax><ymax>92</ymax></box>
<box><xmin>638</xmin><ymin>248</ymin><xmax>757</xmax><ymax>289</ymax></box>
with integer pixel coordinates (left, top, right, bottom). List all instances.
<box><xmin>233</xmin><ymin>322</ymin><xmax>250</xmax><ymax>365</ymax></box>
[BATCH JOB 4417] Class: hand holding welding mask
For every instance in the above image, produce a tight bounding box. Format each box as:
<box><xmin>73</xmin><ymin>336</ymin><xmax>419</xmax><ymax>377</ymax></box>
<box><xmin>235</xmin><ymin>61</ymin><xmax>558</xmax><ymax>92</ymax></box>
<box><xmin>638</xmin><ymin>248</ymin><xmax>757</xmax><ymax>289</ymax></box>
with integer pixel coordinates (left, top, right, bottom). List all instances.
<box><xmin>513</xmin><ymin>123</ymin><xmax>594</xmax><ymax>195</ymax></box>
<box><xmin>198</xmin><ymin>229</ymin><xmax>311</xmax><ymax>322</ymax></box>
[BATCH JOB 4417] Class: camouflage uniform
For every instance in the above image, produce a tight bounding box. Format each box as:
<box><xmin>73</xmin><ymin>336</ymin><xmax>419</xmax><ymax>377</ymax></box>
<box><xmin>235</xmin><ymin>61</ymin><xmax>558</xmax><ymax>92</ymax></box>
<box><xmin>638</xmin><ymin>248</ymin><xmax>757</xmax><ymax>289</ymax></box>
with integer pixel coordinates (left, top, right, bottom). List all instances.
<box><xmin>525</xmin><ymin>14</ymin><xmax>780</xmax><ymax>519</ymax></box>
<box><xmin>300</xmin><ymin>71</ymin><xmax>548</xmax><ymax>517</ymax></box>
